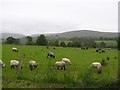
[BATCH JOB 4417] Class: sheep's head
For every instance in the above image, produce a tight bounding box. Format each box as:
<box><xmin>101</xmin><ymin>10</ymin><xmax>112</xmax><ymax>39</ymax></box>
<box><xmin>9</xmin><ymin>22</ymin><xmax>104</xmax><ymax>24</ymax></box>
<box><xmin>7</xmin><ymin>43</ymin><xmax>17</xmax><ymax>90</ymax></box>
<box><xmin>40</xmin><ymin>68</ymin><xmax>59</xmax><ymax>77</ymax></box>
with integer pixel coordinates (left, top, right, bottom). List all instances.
<box><xmin>34</xmin><ymin>64</ymin><xmax>38</xmax><ymax>68</ymax></box>
<box><xmin>2</xmin><ymin>63</ymin><xmax>5</xmax><ymax>67</ymax></box>
<box><xmin>53</xmin><ymin>55</ymin><xmax>55</xmax><ymax>58</ymax></box>
<box><xmin>68</xmin><ymin>61</ymin><xmax>72</xmax><ymax>64</ymax></box>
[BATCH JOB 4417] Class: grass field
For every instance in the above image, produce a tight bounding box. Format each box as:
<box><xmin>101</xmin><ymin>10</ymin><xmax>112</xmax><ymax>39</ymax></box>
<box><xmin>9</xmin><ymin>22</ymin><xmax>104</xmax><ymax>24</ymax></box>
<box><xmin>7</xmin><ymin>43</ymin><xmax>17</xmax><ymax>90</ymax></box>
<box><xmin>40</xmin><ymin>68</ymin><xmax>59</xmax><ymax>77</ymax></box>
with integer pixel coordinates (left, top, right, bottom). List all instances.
<box><xmin>1</xmin><ymin>44</ymin><xmax>119</xmax><ymax>88</ymax></box>
<box><xmin>95</xmin><ymin>40</ymin><xmax>117</xmax><ymax>47</ymax></box>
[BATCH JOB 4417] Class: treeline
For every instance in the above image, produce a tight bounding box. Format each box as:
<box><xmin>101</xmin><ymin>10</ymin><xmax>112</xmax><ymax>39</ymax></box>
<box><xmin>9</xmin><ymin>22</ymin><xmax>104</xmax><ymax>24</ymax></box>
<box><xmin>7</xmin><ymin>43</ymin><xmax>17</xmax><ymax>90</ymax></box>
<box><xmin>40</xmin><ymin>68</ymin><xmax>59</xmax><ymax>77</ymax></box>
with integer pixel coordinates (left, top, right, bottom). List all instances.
<box><xmin>2</xmin><ymin>34</ymin><xmax>119</xmax><ymax>49</ymax></box>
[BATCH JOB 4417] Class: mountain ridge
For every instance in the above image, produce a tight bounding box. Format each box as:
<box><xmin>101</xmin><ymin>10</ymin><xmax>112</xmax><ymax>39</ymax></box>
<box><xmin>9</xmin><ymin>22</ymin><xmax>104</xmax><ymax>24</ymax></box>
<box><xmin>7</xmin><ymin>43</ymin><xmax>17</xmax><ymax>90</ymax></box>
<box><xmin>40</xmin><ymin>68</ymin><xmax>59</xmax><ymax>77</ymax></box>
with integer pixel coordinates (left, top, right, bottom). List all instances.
<box><xmin>1</xmin><ymin>30</ymin><xmax>118</xmax><ymax>39</ymax></box>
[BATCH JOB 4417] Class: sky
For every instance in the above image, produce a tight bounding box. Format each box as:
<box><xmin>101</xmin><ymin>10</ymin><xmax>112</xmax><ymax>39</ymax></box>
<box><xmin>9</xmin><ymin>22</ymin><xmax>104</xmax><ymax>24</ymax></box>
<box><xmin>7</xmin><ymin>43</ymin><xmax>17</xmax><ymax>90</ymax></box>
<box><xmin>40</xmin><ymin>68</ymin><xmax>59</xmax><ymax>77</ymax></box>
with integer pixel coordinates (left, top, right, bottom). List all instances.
<box><xmin>1</xmin><ymin>0</ymin><xmax>119</xmax><ymax>35</ymax></box>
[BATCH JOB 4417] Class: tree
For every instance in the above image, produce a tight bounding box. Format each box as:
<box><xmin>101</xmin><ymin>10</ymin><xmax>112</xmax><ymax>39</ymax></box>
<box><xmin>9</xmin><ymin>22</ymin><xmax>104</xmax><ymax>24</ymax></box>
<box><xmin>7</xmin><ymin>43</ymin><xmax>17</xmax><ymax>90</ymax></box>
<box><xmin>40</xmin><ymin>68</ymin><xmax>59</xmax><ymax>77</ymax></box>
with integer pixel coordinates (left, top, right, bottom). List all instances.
<box><xmin>67</xmin><ymin>42</ymin><xmax>73</xmax><ymax>47</ymax></box>
<box><xmin>36</xmin><ymin>34</ymin><xmax>48</xmax><ymax>46</ymax></box>
<box><xmin>60</xmin><ymin>41</ymin><xmax>66</xmax><ymax>47</ymax></box>
<box><xmin>100</xmin><ymin>42</ymin><xmax>106</xmax><ymax>48</ymax></box>
<box><xmin>14</xmin><ymin>39</ymin><xmax>20</xmax><ymax>45</ymax></box>
<box><xmin>26</xmin><ymin>36</ymin><xmax>34</xmax><ymax>45</ymax></box>
<box><xmin>54</xmin><ymin>40</ymin><xmax>59</xmax><ymax>46</ymax></box>
<box><xmin>72</xmin><ymin>41</ymin><xmax>81</xmax><ymax>47</ymax></box>
<box><xmin>6</xmin><ymin>37</ymin><xmax>16</xmax><ymax>44</ymax></box>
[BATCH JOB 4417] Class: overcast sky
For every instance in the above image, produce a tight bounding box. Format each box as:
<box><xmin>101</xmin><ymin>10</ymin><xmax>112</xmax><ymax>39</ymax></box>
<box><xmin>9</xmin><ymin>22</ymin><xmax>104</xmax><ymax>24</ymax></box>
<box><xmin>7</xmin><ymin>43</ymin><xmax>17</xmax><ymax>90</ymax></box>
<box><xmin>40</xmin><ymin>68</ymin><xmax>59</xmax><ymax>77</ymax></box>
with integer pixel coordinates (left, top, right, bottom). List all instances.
<box><xmin>1</xmin><ymin>0</ymin><xmax>119</xmax><ymax>35</ymax></box>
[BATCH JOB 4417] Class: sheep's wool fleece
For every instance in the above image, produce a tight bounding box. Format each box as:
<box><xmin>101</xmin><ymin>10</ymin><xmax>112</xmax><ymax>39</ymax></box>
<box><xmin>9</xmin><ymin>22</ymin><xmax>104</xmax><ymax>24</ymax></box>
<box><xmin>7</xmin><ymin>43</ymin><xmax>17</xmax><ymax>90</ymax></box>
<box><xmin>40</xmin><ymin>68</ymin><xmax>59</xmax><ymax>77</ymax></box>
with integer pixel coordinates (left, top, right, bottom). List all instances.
<box><xmin>10</xmin><ymin>60</ymin><xmax>19</xmax><ymax>65</ymax></box>
<box><xmin>55</xmin><ymin>61</ymin><xmax>66</xmax><ymax>66</ymax></box>
<box><xmin>29</xmin><ymin>61</ymin><xmax>36</xmax><ymax>65</ymax></box>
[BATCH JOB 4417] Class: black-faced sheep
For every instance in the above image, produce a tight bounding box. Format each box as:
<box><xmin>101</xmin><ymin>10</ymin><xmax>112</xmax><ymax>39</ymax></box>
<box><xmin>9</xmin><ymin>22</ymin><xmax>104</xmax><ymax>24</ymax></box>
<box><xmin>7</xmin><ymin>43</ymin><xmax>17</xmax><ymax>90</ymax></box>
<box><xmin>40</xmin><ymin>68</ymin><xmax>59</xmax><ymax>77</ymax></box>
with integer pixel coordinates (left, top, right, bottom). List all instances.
<box><xmin>0</xmin><ymin>60</ymin><xmax>5</xmax><ymax>67</ymax></box>
<box><xmin>12</xmin><ymin>47</ymin><xmax>18</xmax><ymax>52</ymax></box>
<box><xmin>62</xmin><ymin>58</ymin><xmax>71</xmax><ymax>64</ymax></box>
<box><xmin>10</xmin><ymin>60</ymin><xmax>23</xmax><ymax>69</ymax></box>
<box><xmin>54</xmin><ymin>61</ymin><xmax>66</xmax><ymax>70</ymax></box>
<box><xmin>29</xmin><ymin>60</ymin><xmax>38</xmax><ymax>71</ymax></box>
<box><xmin>47</xmin><ymin>51</ymin><xmax>55</xmax><ymax>58</ymax></box>
<box><xmin>89</xmin><ymin>62</ymin><xmax>102</xmax><ymax>74</ymax></box>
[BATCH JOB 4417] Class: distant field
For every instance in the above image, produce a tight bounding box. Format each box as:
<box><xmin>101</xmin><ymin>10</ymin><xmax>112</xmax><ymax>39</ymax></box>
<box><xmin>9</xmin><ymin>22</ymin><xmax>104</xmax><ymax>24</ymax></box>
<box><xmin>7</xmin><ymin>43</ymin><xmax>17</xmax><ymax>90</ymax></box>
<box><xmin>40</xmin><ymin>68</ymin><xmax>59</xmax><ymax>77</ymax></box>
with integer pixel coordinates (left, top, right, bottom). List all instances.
<box><xmin>59</xmin><ymin>40</ymin><xmax>117</xmax><ymax>47</ymax></box>
<box><xmin>95</xmin><ymin>40</ymin><xmax>117</xmax><ymax>47</ymax></box>
<box><xmin>2</xmin><ymin>44</ymin><xmax>118</xmax><ymax>88</ymax></box>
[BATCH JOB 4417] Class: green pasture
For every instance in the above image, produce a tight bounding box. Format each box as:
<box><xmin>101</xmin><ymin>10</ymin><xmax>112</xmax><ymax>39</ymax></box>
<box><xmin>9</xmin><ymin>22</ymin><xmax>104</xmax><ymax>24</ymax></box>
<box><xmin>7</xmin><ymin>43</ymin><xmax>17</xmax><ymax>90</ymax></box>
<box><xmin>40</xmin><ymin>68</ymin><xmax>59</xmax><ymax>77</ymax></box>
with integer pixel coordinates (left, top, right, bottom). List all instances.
<box><xmin>1</xmin><ymin>44</ymin><xmax>118</xmax><ymax>88</ymax></box>
<box><xmin>95</xmin><ymin>40</ymin><xmax>117</xmax><ymax>47</ymax></box>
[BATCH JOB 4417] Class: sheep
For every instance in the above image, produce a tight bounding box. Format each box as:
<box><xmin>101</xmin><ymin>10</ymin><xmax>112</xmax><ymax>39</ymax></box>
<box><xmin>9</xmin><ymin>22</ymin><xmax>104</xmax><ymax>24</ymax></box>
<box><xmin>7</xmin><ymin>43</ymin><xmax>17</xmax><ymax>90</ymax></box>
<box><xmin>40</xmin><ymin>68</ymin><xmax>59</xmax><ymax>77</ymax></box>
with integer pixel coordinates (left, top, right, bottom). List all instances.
<box><xmin>29</xmin><ymin>60</ymin><xmax>38</xmax><ymax>71</ymax></box>
<box><xmin>96</xmin><ymin>50</ymin><xmax>99</xmax><ymax>52</ymax></box>
<box><xmin>54</xmin><ymin>61</ymin><xmax>66</xmax><ymax>70</ymax></box>
<box><xmin>0</xmin><ymin>60</ymin><xmax>5</xmax><ymax>67</ymax></box>
<box><xmin>47</xmin><ymin>51</ymin><xmax>55</xmax><ymax>58</ymax></box>
<box><xmin>62</xmin><ymin>58</ymin><xmax>71</xmax><ymax>64</ymax></box>
<box><xmin>12</xmin><ymin>47</ymin><xmax>18</xmax><ymax>52</ymax></box>
<box><xmin>10</xmin><ymin>60</ymin><xmax>23</xmax><ymax>69</ymax></box>
<box><xmin>101</xmin><ymin>50</ymin><xmax>105</xmax><ymax>53</ymax></box>
<box><xmin>89</xmin><ymin>62</ymin><xmax>102</xmax><ymax>74</ymax></box>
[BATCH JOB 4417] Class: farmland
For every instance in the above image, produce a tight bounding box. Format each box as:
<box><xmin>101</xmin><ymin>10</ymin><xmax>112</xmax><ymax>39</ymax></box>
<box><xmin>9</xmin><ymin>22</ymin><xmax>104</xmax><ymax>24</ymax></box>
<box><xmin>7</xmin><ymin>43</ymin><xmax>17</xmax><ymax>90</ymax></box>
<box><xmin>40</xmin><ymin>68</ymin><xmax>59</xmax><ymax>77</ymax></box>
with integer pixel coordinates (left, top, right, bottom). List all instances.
<box><xmin>1</xmin><ymin>44</ymin><xmax>119</xmax><ymax>88</ymax></box>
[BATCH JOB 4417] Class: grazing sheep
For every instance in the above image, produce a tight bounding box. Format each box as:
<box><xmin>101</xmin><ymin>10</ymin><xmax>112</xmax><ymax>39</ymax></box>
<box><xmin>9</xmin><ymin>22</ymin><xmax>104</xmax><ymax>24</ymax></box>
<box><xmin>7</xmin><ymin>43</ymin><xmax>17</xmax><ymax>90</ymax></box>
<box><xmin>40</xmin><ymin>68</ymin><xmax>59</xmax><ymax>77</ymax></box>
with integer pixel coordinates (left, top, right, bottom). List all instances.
<box><xmin>96</xmin><ymin>49</ymin><xmax>105</xmax><ymax>53</ymax></box>
<box><xmin>54</xmin><ymin>61</ymin><xmax>66</xmax><ymax>70</ymax></box>
<box><xmin>29</xmin><ymin>60</ymin><xmax>38</xmax><ymax>71</ymax></box>
<box><xmin>107</xmin><ymin>57</ymin><xmax>110</xmax><ymax>60</ymax></box>
<box><xmin>81</xmin><ymin>47</ymin><xmax>89</xmax><ymax>50</ymax></box>
<box><xmin>101</xmin><ymin>50</ymin><xmax>105</xmax><ymax>53</ymax></box>
<box><xmin>0</xmin><ymin>60</ymin><xmax>5</xmax><ymax>67</ymax></box>
<box><xmin>47</xmin><ymin>51</ymin><xmax>55</xmax><ymax>58</ymax></box>
<box><xmin>10</xmin><ymin>60</ymin><xmax>23</xmax><ymax>69</ymax></box>
<box><xmin>62</xmin><ymin>58</ymin><xmax>71</xmax><ymax>64</ymax></box>
<box><xmin>96</xmin><ymin>50</ymin><xmax>99</xmax><ymax>52</ymax></box>
<box><xmin>89</xmin><ymin>62</ymin><xmax>102</xmax><ymax>74</ymax></box>
<box><xmin>46</xmin><ymin>46</ymin><xmax>49</xmax><ymax>49</ymax></box>
<box><xmin>12</xmin><ymin>47</ymin><xmax>18</xmax><ymax>52</ymax></box>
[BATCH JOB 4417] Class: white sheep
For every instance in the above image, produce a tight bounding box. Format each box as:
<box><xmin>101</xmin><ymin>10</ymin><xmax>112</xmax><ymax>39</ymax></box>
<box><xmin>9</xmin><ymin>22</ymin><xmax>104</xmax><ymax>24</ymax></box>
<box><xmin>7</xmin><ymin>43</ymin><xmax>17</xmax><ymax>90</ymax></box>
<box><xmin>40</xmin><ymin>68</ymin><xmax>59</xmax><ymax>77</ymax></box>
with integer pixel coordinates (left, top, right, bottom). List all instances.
<box><xmin>54</xmin><ymin>61</ymin><xmax>66</xmax><ymax>70</ymax></box>
<box><xmin>12</xmin><ymin>47</ymin><xmax>18</xmax><ymax>52</ymax></box>
<box><xmin>89</xmin><ymin>62</ymin><xmax>102</xmax><ymax>74</ymax></box>
<box><xmin>62</xmin><ymin>58</ymin><xmax>71</xmax><ymax>64</ymax></box>
<box><xmin>10</xmin><ymin>60</ymin><xmax>23</xmax><ymax>69</ymax></box>
<box><xmin>0</xmin><ymin>60</ymin><xmax>5</xmax><ymax>67</ymax></box>
<box><xmin>29</xmin><ymin>60</ymin><xmax>38</xmax><ymax>71</ymax></box>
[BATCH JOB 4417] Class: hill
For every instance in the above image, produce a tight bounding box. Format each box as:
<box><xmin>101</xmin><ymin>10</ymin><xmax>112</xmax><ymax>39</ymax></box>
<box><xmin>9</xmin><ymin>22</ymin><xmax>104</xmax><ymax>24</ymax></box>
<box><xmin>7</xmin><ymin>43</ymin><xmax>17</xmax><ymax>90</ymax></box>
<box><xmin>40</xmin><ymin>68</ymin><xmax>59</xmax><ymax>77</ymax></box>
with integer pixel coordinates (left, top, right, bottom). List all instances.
<box><xmin>30</xmin><ymin>30</ymin><xmax>118</xmax><ymax>40</ymax></box>
<box><xmin>47</xmin><ymin>30</ymin><xmax>118</xmax><ymax>39</ymax></box>
<box><xmin>1</xmin><ymin>30</ymin><xmax>118</xmax><ymax>41</ymax></box>
<box><xmin>0</xmin><ymin>33</ymin><xmax>26</xmax><ymax>39</ymax></box>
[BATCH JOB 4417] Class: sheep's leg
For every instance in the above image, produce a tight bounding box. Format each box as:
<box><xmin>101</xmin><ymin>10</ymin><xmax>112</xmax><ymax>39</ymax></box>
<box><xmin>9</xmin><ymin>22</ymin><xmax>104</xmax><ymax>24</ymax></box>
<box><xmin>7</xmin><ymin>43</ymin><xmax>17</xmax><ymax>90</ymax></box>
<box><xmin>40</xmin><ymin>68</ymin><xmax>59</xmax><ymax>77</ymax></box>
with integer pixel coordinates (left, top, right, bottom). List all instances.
<box><xmin>29</xmin><ymin>65</ymin><xmax>32</xmax><ymax>71</ymax></box>
<box><xmin>21</xmin><ymin>66</ymin><xmax>23</xmax><ymax>69</ymax></box>
<box><xmin>63</xmin><ymin>66</ymin><xmax>65</xmax><ymax>70</ymax></box>
<box><xmin>13</xmin><ymin>66</ymin><xmax>15</xmax><ymax>69</ymax></box>
<box><xmin>61</xmin><ymin>67</ymin><xmax>63</xmax><ymax>70</ymax></box>
<box><xmin>57</xmin><ymin>66</ymin><xmax>59</xmax><ymax>70</ymax></box>
<box><xmin>50</xmin><ymin>55</ymin><xmax>52</xmax><ymax>58</ymax></box>
<box><xmin>11</xmin><ymin>65</ymin><xmax>13</xmax><ymax>69</ymax></box>
<box><xmin>98</xmin><ymin>69</ymin><xmax>102</xmax><ymax>74</ymax></box>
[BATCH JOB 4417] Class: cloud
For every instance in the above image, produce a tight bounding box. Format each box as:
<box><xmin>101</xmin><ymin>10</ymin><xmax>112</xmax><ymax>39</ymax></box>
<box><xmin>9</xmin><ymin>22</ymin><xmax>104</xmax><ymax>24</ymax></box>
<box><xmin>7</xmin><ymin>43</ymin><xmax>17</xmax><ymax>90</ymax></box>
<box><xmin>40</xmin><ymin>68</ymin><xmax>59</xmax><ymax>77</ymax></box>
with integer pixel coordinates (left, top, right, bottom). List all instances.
<box><xmin>1</xmin><ymin>0</ymin><xmax>118</xmax><ymax>35</ymax></box>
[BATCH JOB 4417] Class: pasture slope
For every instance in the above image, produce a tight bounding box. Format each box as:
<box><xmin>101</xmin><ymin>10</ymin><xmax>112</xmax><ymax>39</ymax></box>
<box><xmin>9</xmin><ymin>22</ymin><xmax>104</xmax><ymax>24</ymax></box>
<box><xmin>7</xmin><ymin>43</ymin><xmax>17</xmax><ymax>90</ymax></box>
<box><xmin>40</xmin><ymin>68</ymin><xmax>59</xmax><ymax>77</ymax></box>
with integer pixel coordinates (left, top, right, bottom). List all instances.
<box><xmin>2</xmin><ymin>44</ymin><xmax>118</xmax><ymax>88</ymax></box>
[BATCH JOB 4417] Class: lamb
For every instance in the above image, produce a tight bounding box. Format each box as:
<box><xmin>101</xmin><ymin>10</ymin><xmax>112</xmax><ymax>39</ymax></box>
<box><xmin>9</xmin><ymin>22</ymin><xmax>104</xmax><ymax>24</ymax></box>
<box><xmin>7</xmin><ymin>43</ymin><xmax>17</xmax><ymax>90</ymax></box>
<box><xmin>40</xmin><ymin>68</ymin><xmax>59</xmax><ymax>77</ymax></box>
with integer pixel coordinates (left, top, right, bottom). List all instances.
<box><xmin>62</xmin><ymin>58</ymin><xmax>71</xmax><ymax>64</ymax></box>
<box><xmin>54</xmin><ymin>61</ymin><xmax>66</xmax><ymax>70</ymax></box>
<box><xmin>47</xmin><ymin>51</ymin><xmax>55</xmax><ymax>58</ymax></box>
<box><xmin>0</xmin><ymin>60</ymin><xmax>5</xmax><ymax>67</ymax></box>
<box><xmin>29</xmin><ymin>60</ymin><xmax>38</xmax><ymax>71</ymax></box>
<box><xmin>89</xmin><ymin>62</ymin><xmax>102</xmax><ymax>74</ymax></box>
<box><xmin>10</xmin><ymin>60</ymin><xmax>23</xmax><ymax>69</ymax></box>
<box><xmin>12</xmin><ymin>47</ymin><xmax>18</xmax><ymax>52</ymax></box>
